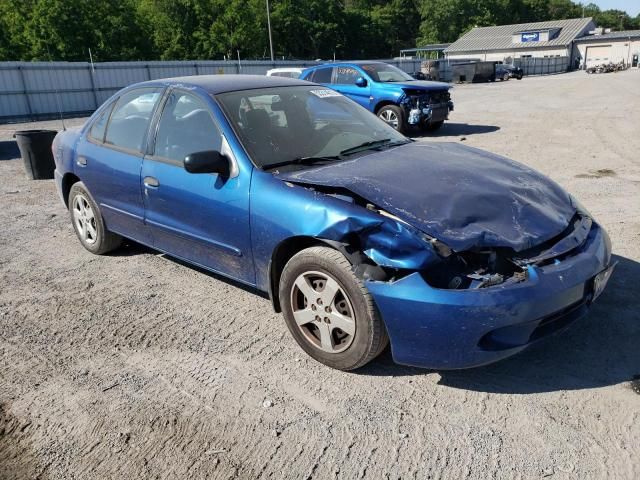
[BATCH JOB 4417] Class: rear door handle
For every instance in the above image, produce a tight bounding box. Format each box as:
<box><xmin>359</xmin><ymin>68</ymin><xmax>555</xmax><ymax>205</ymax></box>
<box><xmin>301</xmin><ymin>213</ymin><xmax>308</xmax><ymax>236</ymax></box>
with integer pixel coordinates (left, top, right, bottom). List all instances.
<box><xmin>144</xmin><ymin>176</ymin><xmax>159</xmax><ymax>188</ymax></box>
<box><xmin>77</xmin><ymin>156</ymin><xmax>87</xmax><ymax>167</ymax></box>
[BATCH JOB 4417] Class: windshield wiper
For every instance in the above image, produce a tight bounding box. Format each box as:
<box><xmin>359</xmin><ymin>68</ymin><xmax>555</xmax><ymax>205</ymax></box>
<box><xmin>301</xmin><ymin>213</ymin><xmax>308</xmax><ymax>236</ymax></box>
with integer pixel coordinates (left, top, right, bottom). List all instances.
<box><xmin>262</xmin><ymin>155</ymin><xmax>341</xmax><ymax>171</ymax></box>
<box><xmin>339</xmin><ymin>139</ymin><xmax>409</xmax><ymax>156</ymax></box>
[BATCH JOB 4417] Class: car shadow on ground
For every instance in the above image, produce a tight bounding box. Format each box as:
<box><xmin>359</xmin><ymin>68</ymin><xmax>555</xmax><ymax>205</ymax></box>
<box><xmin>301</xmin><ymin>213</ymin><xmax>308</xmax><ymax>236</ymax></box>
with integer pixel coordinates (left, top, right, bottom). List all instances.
<box><xmin>408</xmin><ymin>122</ymin><xmax>500</xmax><ymax>139</ymax></box>
<box><xmin>111</xmin><ymin>240</ymin><xmax>270</xmax><ymax>299</ymax></box>
<box><xmin>0</xmin><ymin>140</ymin><xmax>20</xmax><ymax>160</ymax></box>
<box><xmin>358</xmin><ymin>254</ymin><xmax>640</xmax><ymax>394</ymax></box>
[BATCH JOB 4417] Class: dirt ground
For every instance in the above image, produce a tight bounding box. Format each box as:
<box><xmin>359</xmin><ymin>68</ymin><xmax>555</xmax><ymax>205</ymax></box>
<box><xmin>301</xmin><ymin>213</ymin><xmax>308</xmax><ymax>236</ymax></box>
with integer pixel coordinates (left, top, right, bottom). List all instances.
<box><xmin>1</xmin><ymin>70</ymin><xmax>639</xmax><ymax>480</ymax></box>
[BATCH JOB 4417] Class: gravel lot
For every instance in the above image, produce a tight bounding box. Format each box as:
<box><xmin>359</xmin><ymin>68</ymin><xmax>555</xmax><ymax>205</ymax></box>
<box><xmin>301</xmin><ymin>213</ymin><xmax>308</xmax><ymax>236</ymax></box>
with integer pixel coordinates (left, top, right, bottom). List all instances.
<box><xmin>1</xmin><ymin>70</ymin><xmax>639</xmax><ymax>479</ymax></box>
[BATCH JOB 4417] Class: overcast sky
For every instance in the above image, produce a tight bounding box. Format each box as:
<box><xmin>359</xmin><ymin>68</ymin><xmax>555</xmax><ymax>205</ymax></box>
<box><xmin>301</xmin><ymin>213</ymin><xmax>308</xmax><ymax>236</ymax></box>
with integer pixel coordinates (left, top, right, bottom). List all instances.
<box><xmin>587</xmin><ymin>0</ymin><xmax>640</xmax><ymax>16</ymax></box>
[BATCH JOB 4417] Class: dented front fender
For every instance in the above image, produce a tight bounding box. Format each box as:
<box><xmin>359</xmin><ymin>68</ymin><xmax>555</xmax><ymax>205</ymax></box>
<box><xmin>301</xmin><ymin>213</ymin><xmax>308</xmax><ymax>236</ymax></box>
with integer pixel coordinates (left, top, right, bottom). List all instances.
<box><xmin>250</xmin><ymin>171</ymin><xmax>440</xmax><ymax>293</ymax></box>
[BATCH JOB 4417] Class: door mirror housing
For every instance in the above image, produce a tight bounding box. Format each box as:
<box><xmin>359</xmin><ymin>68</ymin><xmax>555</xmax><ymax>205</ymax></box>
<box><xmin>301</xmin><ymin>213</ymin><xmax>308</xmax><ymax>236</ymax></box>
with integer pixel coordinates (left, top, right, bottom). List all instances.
<box><xmin>184</xmin><ymin>150</ymin><xmax>230</xmax><ymax>176</ymax></box>
<box><xmin>355</xmin><ymin>77</ymin><xmax>368</xmax><ymax>87</ymax></box>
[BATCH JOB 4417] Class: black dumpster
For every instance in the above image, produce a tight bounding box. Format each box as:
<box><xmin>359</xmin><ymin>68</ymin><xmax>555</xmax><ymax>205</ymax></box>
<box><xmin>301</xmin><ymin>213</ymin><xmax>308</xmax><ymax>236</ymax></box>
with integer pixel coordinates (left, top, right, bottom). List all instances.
<box><xmin>14</xmin><ymin>129</ymin><xmax>58</xmax><ymax>180</ymax></box>
<box><xmin>452</xmin><ymin>61</ymin><xmax>497</xmax><ymax>83</ymax></box>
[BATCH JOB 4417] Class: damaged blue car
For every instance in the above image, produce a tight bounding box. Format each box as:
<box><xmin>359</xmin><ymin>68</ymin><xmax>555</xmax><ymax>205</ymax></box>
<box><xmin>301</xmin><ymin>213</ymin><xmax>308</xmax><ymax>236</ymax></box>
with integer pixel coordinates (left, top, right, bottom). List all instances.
<box><xmin>53</xmin><ymin>75</ymin><xmax>615</xmax><ymax>371</ymax></box>
<box><xmin>300</xmin><ymin>61</ymin><xmax>453</xmax><ymax>134</ymax></box>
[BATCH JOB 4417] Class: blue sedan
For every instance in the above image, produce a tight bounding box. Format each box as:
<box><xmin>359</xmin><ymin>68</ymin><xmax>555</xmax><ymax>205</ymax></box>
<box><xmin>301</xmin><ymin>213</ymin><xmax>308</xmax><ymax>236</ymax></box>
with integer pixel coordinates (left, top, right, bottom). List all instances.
<box><xmin>53</xmin><ymin>75</ymin><xmax>614</xmax><ymax>370</ymax></box>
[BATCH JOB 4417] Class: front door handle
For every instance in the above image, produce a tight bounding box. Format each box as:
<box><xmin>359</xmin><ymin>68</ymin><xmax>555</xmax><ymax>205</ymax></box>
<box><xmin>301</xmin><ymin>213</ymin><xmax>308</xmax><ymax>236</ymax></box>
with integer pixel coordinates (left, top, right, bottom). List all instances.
<box><xmin>144</xmin><ymin>176</ymin><xmax>159</xmax><ymax>188</ymax></box>
<box><xmin>77</xmin><ymin>156</ymin><xmax>87</xmax><ymax>167</ymax></box>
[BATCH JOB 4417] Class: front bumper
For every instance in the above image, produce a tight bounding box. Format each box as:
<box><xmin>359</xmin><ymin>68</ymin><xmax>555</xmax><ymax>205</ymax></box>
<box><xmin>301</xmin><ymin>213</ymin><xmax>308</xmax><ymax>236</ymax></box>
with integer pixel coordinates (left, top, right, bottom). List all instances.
<box><xmin>402</xmin><ymin>90</ymin><xmax>454</xmax><ymax>125</ymax></box>
<box><xmin>366</xmin><ymin>223</ymin><xmax>612</xmax><ymax>369</ymax></box>
<box><xmin>406</xmin><ymin>102</ymin><xmax>453</xmax><ymax>125</ymax></box>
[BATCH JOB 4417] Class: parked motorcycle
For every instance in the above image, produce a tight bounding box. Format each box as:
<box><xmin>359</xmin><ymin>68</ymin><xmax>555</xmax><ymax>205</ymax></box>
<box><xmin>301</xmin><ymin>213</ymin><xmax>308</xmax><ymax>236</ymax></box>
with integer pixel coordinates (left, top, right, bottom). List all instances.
<box><xmin>585</xmin><ymin>61</ymin><xmax>627</xmax><ymax>74</ymax></box>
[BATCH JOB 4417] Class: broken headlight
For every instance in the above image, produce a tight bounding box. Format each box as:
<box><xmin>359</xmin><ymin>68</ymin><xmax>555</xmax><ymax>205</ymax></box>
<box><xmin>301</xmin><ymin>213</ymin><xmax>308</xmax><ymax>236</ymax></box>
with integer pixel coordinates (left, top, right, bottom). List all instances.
<box><xmin>421</xmin><ymin>250</ymin><xmax>527</xmax><ymax>290</ymax></box>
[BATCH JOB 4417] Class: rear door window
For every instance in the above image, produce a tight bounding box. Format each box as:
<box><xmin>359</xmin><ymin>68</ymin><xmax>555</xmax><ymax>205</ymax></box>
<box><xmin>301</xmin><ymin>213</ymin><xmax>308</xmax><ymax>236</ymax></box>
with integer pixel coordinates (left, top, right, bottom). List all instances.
<box><xmin>310</xmin><ymin>67</ymin><xmax>334</xmax><ymax>83</ymax></box>
<box><xmin>104</xmin><ymin>88</ymin><xmax>162</xmax><ymax>153</ymax></box>
<box><xmin>334</xmin><ymin>66</ymin><xmax>360</xmax><ymax>84</ymax></box>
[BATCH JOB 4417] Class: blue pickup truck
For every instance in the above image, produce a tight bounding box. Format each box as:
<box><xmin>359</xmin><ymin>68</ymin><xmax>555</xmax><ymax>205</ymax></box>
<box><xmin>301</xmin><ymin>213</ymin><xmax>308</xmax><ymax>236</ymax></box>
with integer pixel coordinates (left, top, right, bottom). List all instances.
<box><xmin>300</xmin><ymin>61</ymin><xmax>453</xmax><ymax>134</ymax></box>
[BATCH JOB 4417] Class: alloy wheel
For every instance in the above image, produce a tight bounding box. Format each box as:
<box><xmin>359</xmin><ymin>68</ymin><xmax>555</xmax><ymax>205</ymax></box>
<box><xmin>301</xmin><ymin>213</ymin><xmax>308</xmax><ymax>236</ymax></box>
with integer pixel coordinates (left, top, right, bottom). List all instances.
<box><xmin>290</xmin><ymin>271</ymin><xmax>356</xmax><ymax>353</ymax></box>
<box><xmin>378</xmin><ymin>109</ymin><xmax>399</xmax><ymax>129</ymax></box>
<box><xmin>72</xmin><ymin>194</ymin><xmax>98</xmax><ymax>245</ymax></box>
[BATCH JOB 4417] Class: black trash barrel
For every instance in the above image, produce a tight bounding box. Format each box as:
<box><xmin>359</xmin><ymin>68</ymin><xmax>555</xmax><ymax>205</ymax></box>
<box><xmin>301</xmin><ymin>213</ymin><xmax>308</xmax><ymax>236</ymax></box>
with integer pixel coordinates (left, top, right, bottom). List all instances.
<box><xmin>13</xmin><ymin>129</ymin><xmax>58</xmax><ymax>180</ymax></box>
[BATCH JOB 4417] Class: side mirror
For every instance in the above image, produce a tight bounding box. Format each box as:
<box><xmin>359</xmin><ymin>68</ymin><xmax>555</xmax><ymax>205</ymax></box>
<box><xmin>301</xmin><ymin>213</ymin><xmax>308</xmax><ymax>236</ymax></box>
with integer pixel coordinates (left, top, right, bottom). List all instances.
<box><xmin>184</xmin><ymin>150</ymin><xmax>230</xmax><ymax>176</ymax></box>
<box><xmin>355</xmin><ymin>77</ymin><xmax>368</xmax><ymax>87</ymax></box>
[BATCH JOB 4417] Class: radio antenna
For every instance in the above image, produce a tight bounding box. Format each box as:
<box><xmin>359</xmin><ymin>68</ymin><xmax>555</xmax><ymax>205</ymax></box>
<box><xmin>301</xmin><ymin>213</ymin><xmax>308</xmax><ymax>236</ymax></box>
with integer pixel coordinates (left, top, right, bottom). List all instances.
<box><xmin>46</xmin><ymin>44</ymin><xmax>66</xmax><ymax>131</ymax></box>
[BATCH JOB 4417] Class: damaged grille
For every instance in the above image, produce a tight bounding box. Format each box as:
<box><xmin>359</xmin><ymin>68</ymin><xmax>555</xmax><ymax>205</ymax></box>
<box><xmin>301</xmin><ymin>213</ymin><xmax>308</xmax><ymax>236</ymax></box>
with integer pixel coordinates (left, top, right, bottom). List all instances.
<box><xmin>402</xmin><ymin>90</ymin><xmax>451</xmax><ymax>109</ymax></box>
<box><xmin>425</xmin><ymin>90</ymin><xmax>451</xmax><ymax>105</ymax></box>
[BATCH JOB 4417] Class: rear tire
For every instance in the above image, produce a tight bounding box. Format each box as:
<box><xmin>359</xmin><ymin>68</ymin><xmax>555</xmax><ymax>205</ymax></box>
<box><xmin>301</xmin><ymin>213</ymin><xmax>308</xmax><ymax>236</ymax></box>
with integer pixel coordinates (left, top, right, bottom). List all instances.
<box><xmin>68</xmin><ymin>182</ymin><xmax>122</xmax><ymax>255</ymax></box>
<box><xmin>279</xmin><ymin>246</ymin><xmax>388</xmax><ymax>370</ymax></box>
<box><xmin>377</xmin><ymin>105</ymin><xmax>406</xmax><ymax>134</ymax></box>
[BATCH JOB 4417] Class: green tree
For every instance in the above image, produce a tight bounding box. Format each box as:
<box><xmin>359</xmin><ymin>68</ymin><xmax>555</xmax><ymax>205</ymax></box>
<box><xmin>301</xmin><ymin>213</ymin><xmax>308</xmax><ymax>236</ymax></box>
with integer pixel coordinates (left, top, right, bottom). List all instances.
<box><xmin>137</xmin><ymin>0</ymin><xmax>214</xmax><ymax>60</ymax></box>
<box><xmin>208</xmin><ymin>0</ymin><xmax>267</xmax><ymax>59</ymax></box>
<box><xmin>2</xmin><ymin>0</ymin><xmax>150</xmax><ymax>61</ymax></box>
<box><xmin>0</xmin><ymin>0</ymin><xmax>36</xmax><ymax>61</ymax></box>
<box><xmin>271</xmin><ymin>0</ymin><xmax>345</xmax><ymax>59</ymax></box>
<box><xmin>344</xmin><ymin>0</ymin><xmax>421</xmax><ymax>58</ymax></box>
<box><xmin>0</xmin><ymin>0</ymin><xmax>637</xmax><ymax>62</ymax></box>
<box><xmin>417</xmin><ymin>0</ymin><xmax>511</xmax><ymax>45</ymax></box>
<box><xmin>581</xmin><ymin>3</ymin><xmax>637</xmax><ymax>30</ymax></box>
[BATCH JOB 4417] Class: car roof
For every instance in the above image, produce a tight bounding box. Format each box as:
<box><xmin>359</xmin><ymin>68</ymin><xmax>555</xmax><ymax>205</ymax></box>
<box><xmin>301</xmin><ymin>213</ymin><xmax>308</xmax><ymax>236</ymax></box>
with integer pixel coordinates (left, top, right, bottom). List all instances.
<box><xmin>267</xmin><ymin>67</ymin><xmax>303</xmax><ymax>72</ymax></box>
<box><xmin>133</xmin><ymin>74</ymin><xmax>314</xmax><ymax>95</ymax></box>
<box><xmin>305</xmin><ymin>61</ymin><xmax>387</xmax><ymax>69</ymax></box>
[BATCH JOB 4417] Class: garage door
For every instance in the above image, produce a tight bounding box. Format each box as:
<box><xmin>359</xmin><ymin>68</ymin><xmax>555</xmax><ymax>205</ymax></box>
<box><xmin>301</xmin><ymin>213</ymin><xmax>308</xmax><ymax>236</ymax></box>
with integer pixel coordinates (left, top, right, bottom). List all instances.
<box><xmin>585</xmin><ymin>45</ymin><xmax>612</xmax><ymax>67</ymax></box>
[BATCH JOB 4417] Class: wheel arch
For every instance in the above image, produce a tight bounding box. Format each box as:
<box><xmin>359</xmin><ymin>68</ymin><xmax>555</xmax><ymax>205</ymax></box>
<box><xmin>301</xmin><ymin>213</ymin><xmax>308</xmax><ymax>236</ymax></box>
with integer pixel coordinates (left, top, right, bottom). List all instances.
<box><xmin>61</xmin><ymin>173</ymin><xmax>81</xmax><ymax>207</ymax></box>
<box><xmin>268</xmin><ymin>236</ymin><xmax>345</xmax><ymax>312</ymax></box>
<box><xmin>373</xmin><ymin>100</ymin><xmax>399</xmax><ymax>114</ymax></box>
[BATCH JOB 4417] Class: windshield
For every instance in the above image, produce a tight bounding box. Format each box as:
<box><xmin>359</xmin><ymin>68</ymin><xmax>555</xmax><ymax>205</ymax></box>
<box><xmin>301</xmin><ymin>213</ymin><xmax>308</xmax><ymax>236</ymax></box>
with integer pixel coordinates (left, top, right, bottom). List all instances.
<box><xmin>360</xmin><ymin>63</ymin><xmax>414</xmax><ymax>82</ymax></box>
<box><xmin>216</xmin><ymin>86</ymin><xmax>408</xmax><ymax>170</ymax></box>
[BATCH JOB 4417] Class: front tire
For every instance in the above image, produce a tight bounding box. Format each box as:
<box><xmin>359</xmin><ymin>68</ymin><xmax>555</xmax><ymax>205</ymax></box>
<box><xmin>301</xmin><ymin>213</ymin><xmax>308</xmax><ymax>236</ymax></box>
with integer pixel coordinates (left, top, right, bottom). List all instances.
<box><xmin>279</xmin><ymin>246</ymin><xmax>388</xmax><ymax>370</ymax></box>
<box><xmin>377</xmin><ymin>105</ymin><xmax>406</xmax><ymax>134</ymax></box>
<box><xmin>68</xmin><ymin>182</ymin><xmax>122</xmax><ymax>255</ymax></box>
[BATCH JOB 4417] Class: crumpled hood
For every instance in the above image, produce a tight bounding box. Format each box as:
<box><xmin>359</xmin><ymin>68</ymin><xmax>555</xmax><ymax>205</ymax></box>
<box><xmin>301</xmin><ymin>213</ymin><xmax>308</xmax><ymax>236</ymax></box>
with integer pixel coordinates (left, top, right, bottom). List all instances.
<box><xmin>385</xmin><ymin>80</ymin><xmax>450</xmax><ymax>91</ymax></box>
<box><xmin>277</xmin><ymin>142</ymin><xmax>577</xmax><ymax>252</ymax></box>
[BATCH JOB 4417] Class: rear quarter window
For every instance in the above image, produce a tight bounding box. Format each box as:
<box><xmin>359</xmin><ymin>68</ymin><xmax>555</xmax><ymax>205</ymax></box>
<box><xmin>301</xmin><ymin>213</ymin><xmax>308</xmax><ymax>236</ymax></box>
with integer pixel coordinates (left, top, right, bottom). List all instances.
<box><xmin>88</xmin><ymin>102</ymin><xmax>114</xmax><ymax>143</ymax></box>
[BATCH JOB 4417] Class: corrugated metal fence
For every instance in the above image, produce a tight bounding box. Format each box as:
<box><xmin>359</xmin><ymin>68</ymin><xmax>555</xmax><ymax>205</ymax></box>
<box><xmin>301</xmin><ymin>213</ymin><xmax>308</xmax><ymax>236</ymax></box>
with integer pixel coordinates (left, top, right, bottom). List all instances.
<box><xmin>0</xmin><ymin>59</ymin><xmax>421</xmax><ymax>123</ymax></box>
<box><xmin>423</xmin><ymin>56</ymin><xmax>570</xmax><ymax>81</ymax></box>
<box><xmin>514</xmin><ymin>56</ymin><xmax>570</xmax><ymax>76</ymax></box>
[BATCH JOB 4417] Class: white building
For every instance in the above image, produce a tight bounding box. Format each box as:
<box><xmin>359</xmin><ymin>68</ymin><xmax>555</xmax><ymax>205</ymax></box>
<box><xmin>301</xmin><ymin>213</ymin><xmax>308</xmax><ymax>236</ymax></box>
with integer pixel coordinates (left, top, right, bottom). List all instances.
<box><xmin>574</xmin><ymin>30</ymin><xmax>640</xmax><ymax>68</ymax></box>
<box><xmin>444</xmin><ymin>18</ymin><xmax>595</xmax><ymax>65</ymax></box>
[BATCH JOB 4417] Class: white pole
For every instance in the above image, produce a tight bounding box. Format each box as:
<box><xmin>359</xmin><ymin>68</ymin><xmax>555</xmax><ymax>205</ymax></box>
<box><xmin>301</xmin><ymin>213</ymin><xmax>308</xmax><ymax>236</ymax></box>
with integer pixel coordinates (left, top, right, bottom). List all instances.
<box><xmin>88</xmin><ymin>48</ymin><xmax>95</xmax><ymax>73</ymax></box>
<box><xmin>266</xmin><ymin>0</ymin><xmax>274</xmax><ymax>62</ymax></box>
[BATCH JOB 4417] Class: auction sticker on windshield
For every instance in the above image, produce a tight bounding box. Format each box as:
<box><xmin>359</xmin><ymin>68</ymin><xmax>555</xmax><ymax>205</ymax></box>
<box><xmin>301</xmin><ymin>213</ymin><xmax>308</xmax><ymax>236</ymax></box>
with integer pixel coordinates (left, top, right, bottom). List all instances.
<box><xmin>310</xmin><ymin>89</ymin><xmax>343</xmax><ymax>98</ymax></box>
